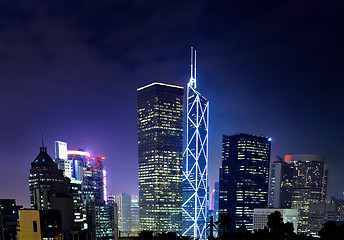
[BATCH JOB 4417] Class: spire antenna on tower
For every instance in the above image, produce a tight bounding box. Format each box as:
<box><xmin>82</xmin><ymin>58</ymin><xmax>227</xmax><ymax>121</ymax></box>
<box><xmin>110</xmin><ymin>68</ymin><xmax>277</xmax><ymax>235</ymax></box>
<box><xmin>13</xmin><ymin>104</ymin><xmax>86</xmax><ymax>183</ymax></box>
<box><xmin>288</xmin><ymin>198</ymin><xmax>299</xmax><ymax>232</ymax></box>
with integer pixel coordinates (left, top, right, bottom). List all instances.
<box><xmin>191</xmin><ymin>46</ymin><xmax>194</xmax><ymax>80</ymax></box>
<box><xmin>40</xmin><ymin>133</ymin><xmax>46</xmax><ymax>152</ymax></box>
<box><xmin>189</xmin><ymin>46</ymin><xmax>197</xmax><ymax>89</ymax></box>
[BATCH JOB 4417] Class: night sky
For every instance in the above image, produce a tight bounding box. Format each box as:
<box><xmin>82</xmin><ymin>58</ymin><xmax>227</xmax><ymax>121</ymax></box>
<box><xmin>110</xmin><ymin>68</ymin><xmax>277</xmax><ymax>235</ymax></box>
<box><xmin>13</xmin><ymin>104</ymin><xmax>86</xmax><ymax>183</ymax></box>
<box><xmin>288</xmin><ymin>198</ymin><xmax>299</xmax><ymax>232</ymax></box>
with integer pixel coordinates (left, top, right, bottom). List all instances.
<box><xmin>0</xmin><ymin>0</ymin><xmax>342</xmax><ymax>207</ymax></box>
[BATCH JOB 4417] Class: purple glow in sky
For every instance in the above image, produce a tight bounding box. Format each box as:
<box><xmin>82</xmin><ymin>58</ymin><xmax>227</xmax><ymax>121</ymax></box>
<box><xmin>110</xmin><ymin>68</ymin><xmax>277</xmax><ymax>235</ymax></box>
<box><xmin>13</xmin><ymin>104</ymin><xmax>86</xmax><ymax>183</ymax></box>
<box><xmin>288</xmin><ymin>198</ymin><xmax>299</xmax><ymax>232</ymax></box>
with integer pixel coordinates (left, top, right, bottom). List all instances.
<box><xmin>0</xmin><ymin>0</ymin><xmax>343</xmax><ymax>207</ymax></box>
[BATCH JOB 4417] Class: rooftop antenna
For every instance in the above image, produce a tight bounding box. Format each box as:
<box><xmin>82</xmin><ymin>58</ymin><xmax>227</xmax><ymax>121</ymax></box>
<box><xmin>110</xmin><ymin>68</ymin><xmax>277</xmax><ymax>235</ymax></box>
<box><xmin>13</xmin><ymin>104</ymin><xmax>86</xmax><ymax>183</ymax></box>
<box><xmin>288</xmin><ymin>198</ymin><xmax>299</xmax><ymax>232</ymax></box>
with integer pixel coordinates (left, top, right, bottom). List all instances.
<box><xmin>190</xmin><ymin>46</ymin><xmax>194</xmax><ymax>80</ymax></box>
<box><xmin>41</xmin><ymin>133</ymin><xmax>46</xmax><ymax>152</ymax></box>
<box><xmin>189</xmin><ymin>46</ymin><xmax>197</xmax><ymax>89</ymax></box>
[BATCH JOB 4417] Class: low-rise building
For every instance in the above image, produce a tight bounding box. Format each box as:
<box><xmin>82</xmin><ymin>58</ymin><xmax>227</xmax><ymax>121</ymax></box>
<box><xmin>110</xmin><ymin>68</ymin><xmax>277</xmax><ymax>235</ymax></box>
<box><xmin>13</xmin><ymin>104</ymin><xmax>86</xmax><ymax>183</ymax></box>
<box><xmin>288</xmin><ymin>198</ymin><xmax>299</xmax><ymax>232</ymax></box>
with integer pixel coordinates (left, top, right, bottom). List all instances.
<box><xmin>0</xmin><ymin>199</ymin><xmax>22</xmax><ymax>240</ymax></box>
<box><xmin>309</xmin><ymin>203</ymin><xmax>339</xmax><ymax>237</ymax></box>
<box><xmin>253</xmin><ymin>208</ymin><xmax>298</xmax><ymax>233</ymax></box>
<box><xmin>17</xmin><ymin>209</ymin><xmax>62</xmax><ymax>240</ymax></box>
<box><xmin>17</xmin><ymin>209</ymin><xmax>41</xmax><ymax>240</ymax></box>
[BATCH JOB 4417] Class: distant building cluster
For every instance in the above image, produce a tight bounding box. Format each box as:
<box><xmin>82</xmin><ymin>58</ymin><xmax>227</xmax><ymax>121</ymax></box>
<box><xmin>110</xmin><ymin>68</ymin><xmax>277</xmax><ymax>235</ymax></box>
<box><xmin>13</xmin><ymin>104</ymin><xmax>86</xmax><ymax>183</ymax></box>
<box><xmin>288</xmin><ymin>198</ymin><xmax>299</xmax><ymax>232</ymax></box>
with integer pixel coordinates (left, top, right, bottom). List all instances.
<box><xmin>1</xmin><ymin>48</ymin><xmax>344</xmax><ymax>240</ymax></box>
<box><xmin>0</xmin><ymin>141</ymin><xmax>142</xmax><ymax>239</ymax></box>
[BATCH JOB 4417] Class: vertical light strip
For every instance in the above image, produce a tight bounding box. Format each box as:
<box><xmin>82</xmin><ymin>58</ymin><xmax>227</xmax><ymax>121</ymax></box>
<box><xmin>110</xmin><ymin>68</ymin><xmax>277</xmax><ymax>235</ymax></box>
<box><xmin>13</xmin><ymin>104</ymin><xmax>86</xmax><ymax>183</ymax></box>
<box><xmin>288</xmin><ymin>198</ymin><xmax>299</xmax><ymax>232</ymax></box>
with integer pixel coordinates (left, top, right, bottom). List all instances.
<box><xmin>103</xmin><ymin>169</ymin><xmax>107</xmax><ymax>202</ymax></box>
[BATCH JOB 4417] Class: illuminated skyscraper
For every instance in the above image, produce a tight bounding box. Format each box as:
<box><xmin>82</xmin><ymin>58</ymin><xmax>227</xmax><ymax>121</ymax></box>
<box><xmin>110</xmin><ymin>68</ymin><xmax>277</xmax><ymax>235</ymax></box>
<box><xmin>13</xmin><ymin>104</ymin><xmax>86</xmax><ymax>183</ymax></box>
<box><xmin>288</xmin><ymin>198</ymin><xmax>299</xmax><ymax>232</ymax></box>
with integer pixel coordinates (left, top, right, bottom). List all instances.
<box><xmin>59</xmin><ymin>149</ymin><xmax>90</xmax><ymax>229</ymax></box>
<box><xmin>137</xmin><ymin>82</ymin><xmax>184</xmax><ymax>233</ymax></box>
<box><xmin>55</xmin><ymin>141</ymin><xmax>70</xmax><ymax>178</ymax></box>
<box><xmin>130</xmin><ymin>195</ymin><xmax>140</xmax><ymax>236</ymax></box>
<box><xmin>213</xmin><ymin>182</ymin><xmax>219</xmax><ymax>222</ymax></box>
<box><xmin>182</xmin><ymin>47</ymin><xmax>209</xmax><ymax>240</ymax></box>
<box><xmin>66</xmin><ymin>149</ymin><xmax>90</xmax><ymax>182</ymax></box>
<box><xmin>54</xmin><ymin>143</ymin><xmax>108</xmax><ymax>233</ymax></box>
<box><xmin>219</xmin><ymin>134</ymin><xmax>271</xmax><ymax>232</ymax></box>
<box><xmin>286</xmin><ymin>154</ymin><xmax>329</xmax><ymax>234</ymax></box>
<box><xmin>109</xmin><ymin>193</ymin><xmax>131</xmax><ymax>237</ymax></box>
<box><xmin>85</xmin><ymin>156</ymin><xmax>107</xmax><ymax>203</ymax></box>
<box><xmin>29</xmin><ymin>144</ymin><xmax>74</xmax><ymax>233</ymax></box>
<box><xmin>94</xmin><ymin>203</ymin><xmax>116</xmax><ymax>239</ymax></box>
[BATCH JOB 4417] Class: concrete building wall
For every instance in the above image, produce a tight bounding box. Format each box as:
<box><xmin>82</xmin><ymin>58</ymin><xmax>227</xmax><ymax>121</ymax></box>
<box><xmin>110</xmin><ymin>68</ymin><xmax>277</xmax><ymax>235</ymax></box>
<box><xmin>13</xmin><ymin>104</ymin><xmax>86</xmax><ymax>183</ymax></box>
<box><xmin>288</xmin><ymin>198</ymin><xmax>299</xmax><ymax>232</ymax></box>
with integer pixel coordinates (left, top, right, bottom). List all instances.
<box><xmin>17</xmin><ymin>210</ymin><xmax>41</xmax><ymax>240</ymax></box>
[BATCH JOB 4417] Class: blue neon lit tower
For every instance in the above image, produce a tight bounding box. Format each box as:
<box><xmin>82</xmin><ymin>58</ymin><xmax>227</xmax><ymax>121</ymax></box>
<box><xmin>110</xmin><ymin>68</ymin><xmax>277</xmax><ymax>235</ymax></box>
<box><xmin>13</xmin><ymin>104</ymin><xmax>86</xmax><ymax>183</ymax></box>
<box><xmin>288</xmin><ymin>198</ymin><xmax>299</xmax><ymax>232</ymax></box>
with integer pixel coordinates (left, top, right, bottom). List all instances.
<box><xmin>182</xmin><ymin>47</ymin><xmax>209</xmax><ymax>239</ymax></box>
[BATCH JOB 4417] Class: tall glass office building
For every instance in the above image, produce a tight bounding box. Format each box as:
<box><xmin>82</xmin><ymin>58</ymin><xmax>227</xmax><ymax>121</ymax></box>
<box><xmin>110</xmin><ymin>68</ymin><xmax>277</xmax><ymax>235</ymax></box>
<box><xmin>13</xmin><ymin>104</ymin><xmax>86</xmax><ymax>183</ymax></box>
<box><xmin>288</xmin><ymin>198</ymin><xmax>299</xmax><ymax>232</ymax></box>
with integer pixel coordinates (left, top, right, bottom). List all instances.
<box><xmin>109</xmin><ymin>193</ymin><xmax>132</xmax><ymax>236</ymax></box>
<box><xmin>182</xmin><ymin>48</ymin><xmax>209</xmax><ymax>240</ymax></box>
<box><xmin>54</xmin><ymin>142</ymin><xmax>108</xmax><ymax>233</ymax></box>
<box><xmin>219</xmin><ymin>134</ymin><xmax>271</xmax><ymax>232</ymax></box>
<box><xmin>137</xmin><ymin>82</ymin><xmax>184</xmax><ymax>233</ymax></box>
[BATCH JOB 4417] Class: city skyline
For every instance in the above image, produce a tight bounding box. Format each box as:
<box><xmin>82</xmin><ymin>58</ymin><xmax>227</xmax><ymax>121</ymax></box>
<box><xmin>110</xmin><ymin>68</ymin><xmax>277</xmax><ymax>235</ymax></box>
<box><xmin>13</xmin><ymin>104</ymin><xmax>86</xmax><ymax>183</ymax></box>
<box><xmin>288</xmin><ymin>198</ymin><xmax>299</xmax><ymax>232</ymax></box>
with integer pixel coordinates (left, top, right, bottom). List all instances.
<box><xmin>0</xmin><ymin>0</ymin><xmax>343</xmax><ymax>209</ymax></box>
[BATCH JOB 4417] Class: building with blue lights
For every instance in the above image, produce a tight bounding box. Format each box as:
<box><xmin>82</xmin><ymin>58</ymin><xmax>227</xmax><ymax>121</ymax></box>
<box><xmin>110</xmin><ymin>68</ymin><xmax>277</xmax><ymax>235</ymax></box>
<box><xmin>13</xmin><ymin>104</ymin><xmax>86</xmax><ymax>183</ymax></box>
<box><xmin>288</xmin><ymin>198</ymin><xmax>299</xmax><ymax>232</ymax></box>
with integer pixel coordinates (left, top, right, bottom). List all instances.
<box><xmin>54</xmin><ymin>141</ymin><xmax>109</xmax><ymax>236</ymax></box>
<box><xmin>182</xmin><ymin>47</ymin><xmax>209</xmax><ymax>240</ymax></box>
<box><xmin>94</xmin><ymin>203</ymin><xmax>117</xmax><ymax>240</ymax></box>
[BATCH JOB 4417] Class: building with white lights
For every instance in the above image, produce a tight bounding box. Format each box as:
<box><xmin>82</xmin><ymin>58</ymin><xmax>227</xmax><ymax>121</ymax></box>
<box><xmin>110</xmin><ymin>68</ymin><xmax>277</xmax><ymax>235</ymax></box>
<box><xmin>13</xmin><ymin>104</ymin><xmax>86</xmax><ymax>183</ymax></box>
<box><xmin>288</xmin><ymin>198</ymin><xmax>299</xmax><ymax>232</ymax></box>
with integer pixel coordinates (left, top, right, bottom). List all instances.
<box><xmin>130</xmin><ymin>195</ymin><xmax>140</xmax><ymax>236</ymax></box>
<box><xmin>109</xmin><ymin>193</ymin><xmax>132</xmax><ymax>237</ymax></box>
<box><xmin>286</xmin><ymin>154</ymin><xmax>329</xmax><ymax>234</ymax></box>
<box><xmin>137</xmin><ymin>82</ymin><xmax>184</xmax><ymax>233</ymax></box>
<box><xmin>219</xmin><ymin>134</ymin><xmax>271</xmax><ymax>232</ymax></box>
<box><xmin>54</xmin><ymin>141</ymin><xmax>110</xmax><ymax>237</ymax></box>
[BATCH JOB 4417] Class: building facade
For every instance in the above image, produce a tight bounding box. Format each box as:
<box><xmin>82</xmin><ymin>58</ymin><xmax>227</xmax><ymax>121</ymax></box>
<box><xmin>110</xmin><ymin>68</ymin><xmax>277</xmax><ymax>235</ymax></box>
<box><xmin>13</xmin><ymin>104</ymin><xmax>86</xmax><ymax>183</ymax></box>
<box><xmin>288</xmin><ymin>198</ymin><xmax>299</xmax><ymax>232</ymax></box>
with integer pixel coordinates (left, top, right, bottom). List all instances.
<box><xmin>130</xmin><ymin>195</ymin><xmax>140</xmax><ymax>236</ymax></box>
<box><xmin>54</xmin><ymin>141</ymin><xmax>109</xmax><ymax>236</ymax></box>
<box><xmin>219</xmin><ymin>134</ymin><xmax>271</xmax><ymax>231</ymax></box>
<box><xmin>182</xmin><ymin>47</ymin><xmax>209</xmax><ymax>240</ymax></box>
<box><xmin>95</xmin><ymin>203</ymin><xmax>117</xmax><ymax>240</ymax></box>
<box><xmin>109</xmin><ymin>193</ymin><xmax>132</xmax><ymax>237</ymax></box>
<box><xmin>0</xmin><ymin>199</ymin><xmax>22</xmax><ymax>240</ymax></box>
<box><xmin>287</xmin><ymin>154</ymin><xmax>329</xmax><ymax>234</ymax></box>
<box><xmin>268</xmin><ymin>159</ymin><xmax>293</xmax><ymax>209</ymax></box>
<box><xmin>17</xmin><ymin>209</ymin><xmax>62</xmax><ymax>240</ymax></box>
<box><xmin>137</xmin><ymin>82</ymin><xmax>184</xmax><ymax>233</ymax></box>
<box><xmin>16</xmin><ymin>210</ymin><xmax>41</xmax><ymax>240</ymax></box>
<box><xmin>213</xmin><ymin>182</ymin><xmax>220</xmax><ymax>223</ymax></box>
<box><xmin>309</xmin><ymin>203</ymin><xmax>338</xmax><ymax>237</ymax></box>
<box><xmin>55</xmin><ymin>141</ymin><xmax>71</xmax><ymax>178</ymax></box>
<box><xmin>29</xmin><ymin>145</ymin><xmax>74</xmax><ymax>233</ymax></box>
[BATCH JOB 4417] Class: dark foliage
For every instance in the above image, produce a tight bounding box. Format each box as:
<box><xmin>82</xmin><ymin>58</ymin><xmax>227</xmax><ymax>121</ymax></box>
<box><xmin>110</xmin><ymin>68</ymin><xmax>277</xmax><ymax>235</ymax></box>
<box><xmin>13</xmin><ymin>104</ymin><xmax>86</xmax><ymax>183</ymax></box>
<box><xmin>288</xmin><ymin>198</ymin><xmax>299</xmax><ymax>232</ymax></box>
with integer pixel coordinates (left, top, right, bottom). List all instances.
<box><xmin>319</xmin><ymin>221</ymin><xmax>344</xmax><ymax>240</ymax></box>
<box><xmin>138</xmin><ymin>231</ymin><xmax>154</xmax><ymax>240</ymax></box>
<box><xmin>136</xmin><ymin>220</ymin><xmax>344</xmax><ymax>240</ymax></box>
<box><xmin>214</xmin><ymin>210</ymin><xmax>318</xmax><ymax>240</ymax></box>
<box><xmin>215</xmin><ymin>213</ymin><xmax>232</xmax><ymax>236</ymax></box>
